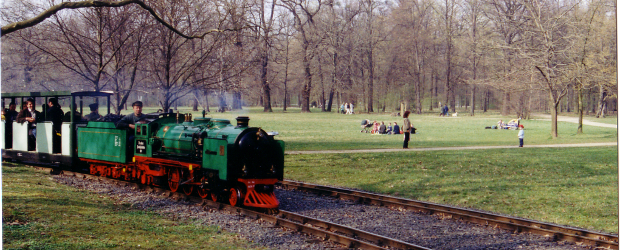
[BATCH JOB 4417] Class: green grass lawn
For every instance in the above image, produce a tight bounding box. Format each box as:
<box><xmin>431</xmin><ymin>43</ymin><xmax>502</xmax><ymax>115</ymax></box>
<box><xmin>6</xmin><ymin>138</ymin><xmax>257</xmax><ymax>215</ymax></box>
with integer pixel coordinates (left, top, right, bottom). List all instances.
<box><xmin>135</xmin><ymin>107</ymin><xmax>617</xmax><ymax>151</ymax></box>
<box><xmin>284</xmin><ymin>146</ymin><xmax>618</xmax><ymax>233</ymax></box>
<box><xmin>2</xmin><ymin>164</ymin><xmax>262</xmax><ymax>250</ymax></box>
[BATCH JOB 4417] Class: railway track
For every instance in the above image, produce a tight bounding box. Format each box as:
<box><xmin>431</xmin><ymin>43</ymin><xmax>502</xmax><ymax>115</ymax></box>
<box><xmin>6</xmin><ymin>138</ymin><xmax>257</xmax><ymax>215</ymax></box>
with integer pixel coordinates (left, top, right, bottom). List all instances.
<box><xmin>37</xmin><ymin>167</ymin><xmax>430</xmax><ymax>250</ymax></box>
<box><xmin>279</xmin><ymin>179</ymin><xmax>619</xmax><ymax>249</ymax></box>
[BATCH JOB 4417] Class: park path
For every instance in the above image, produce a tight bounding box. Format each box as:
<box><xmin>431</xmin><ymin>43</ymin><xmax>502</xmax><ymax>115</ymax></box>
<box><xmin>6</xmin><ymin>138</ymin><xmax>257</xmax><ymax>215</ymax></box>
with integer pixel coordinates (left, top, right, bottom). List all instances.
<box><xmin>532</xmin><ymin>114</ymin><xmax>617</xmax><ymax>129</ymax></box>
<box><xmin>286</xmin><ymin>142</ymin><xmax>617</xmax><ymax>155</ymax></box>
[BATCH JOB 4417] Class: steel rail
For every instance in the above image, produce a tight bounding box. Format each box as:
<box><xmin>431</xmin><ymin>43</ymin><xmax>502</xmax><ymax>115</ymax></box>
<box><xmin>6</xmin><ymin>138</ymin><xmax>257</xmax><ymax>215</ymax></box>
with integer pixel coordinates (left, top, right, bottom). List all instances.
<box><xmin>34</xmin><ymin>167</ymin><xmax>431</xmax><ymax>250</ymax></box>
<box><xmin>280</xmin><ymin>179</ymin><xmax>619</xmax><ymax>249</ymax></box>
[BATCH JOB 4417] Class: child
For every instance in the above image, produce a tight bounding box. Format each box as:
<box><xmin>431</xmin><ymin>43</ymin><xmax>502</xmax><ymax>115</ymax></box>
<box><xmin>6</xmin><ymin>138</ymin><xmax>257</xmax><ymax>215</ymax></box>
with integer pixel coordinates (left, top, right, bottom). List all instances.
<box><xmin>518</xmin><ymin>125</ymin><xmax>524</xmax><ymax>147</ymax></box>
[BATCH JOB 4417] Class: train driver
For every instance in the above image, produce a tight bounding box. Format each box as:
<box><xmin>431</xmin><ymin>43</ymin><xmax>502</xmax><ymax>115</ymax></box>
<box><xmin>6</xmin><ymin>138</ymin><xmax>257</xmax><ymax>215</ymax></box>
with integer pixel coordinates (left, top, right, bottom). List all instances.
<box><xmin>116</xmin><ymin>101</ymin><xmax>144</xmax><ymax>130</ymax></box>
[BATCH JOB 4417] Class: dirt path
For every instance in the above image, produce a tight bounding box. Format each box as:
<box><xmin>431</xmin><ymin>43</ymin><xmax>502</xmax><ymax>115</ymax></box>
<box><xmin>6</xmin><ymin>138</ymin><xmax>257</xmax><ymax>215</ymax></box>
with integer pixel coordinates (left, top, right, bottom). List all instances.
<box><xmin>533</xmin><ymin>114</ymin><xmax>617</xmax><ymax>129</ymax></box>
<box><xmin>286</xmin><ymin>142</ymin><xmax>617</xmax><ymax>155</ymax></box>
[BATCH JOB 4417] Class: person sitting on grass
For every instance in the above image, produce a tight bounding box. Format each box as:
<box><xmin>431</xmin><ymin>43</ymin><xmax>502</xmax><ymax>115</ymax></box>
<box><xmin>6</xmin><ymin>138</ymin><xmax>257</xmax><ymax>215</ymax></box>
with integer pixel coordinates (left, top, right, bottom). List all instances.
<box><xmin>392</xmin><ymin>122</ymin><xmax>401</xmax><ymax>134</ymax></box>
<box><xmin>386</xmin><ymin>122</ymin><xmax>393</xmax><ymax>134</ymax></box>
<box><xmin>371</xmin><ymin>121</ymin><xmax>380</xmax><ymax>134</ymax></box>
<box><xmin>379</xmin><ymin>121</ymin><xmax>387</xmax><ymax>134</ymax></box>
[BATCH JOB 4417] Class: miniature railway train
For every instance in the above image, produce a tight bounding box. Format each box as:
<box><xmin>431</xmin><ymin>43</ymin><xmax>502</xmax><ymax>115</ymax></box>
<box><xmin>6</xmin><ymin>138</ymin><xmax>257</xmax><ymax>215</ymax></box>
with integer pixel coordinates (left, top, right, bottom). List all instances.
<box><xmin>1</xmin><ymin>91</ymin><xmax>284</xmax><ymax>209</ymax></box>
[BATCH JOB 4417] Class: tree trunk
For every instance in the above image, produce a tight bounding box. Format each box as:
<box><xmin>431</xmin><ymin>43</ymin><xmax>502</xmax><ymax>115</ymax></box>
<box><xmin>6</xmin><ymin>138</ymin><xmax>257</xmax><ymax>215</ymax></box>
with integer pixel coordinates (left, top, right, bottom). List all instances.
<box><xmin>301</xmin><ymin>45</ymin><xmax>312</xmax><ymax>112</ymax></box>
<box><xmin>470</xmin><ymin>85</ymin><xmax>476</xmax><ymax>116</ymax></box>
<box><xmin>577</xmin><ymin>87</ymin><xmax>583</xmax><ymax>134</ymax></box>
<box><xmin>367</xmin><ymin>49</ymin><xmax>374</xmax><ymax>113</ymax></box>
<box><xmin>595</xmin><ymin>86</ymin><xmax>607</xmax><ymax>118</ymax></box>
<box><xmin>233</xmin><ymin>91</ymin><xmax>242</xmax><ymax>110</ymax></box>
<box><xmin>261</xmin><ymin>49</ymin><xmax>272</xmax><ymax>112</ymax></box>
<box><xmin>204</xmin><ymin>90</ymin><xmax>210</xmax><ymax>112</ymax></box>
<box><xmin>501</xmin><ymin>92</ymin><xmax>510</xmax><ymax>116</ymax></box>
<box><xmin>550</xmin><ymin>94</ymin><xmax>559</xmax><ymax>138</ymax></box>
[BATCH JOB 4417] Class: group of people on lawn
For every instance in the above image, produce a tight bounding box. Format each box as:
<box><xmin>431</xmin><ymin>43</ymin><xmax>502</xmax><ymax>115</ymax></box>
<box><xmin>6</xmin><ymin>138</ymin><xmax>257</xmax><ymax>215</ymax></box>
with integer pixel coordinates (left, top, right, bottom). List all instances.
<box><xmin>340</xmin><ymin>103</ymin><xmax>355</xmax><ymax>114</ymax></box>
<box><xmin>360</xmin><ymin>111</ymin><xmax>414</xmax><ymax>148</ymax></box>
<box><xmin>361</xmin><ymin>120</ymin><xmax>402</xmax><ymax>135</ymax></box>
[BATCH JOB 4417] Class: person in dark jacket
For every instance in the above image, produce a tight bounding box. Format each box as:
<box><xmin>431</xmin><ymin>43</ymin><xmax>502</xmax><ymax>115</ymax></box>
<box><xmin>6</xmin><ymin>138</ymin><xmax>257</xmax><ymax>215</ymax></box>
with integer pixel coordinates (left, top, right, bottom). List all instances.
<box><xmin>16</xmin><ymin>98</ymin><xmax>42</xmax><ymax>151</ymax></box>
<box><xmin>84</xmin><ymin>103</ymin><xmax>103</xmax><ymax>121</ymax></box>
<box><xmin>379</xmin><ymin>122</ymin><xmax>387</xmax><ymax>134</ymax></box>
<box><xmin>392</xmin><ymin>122</ymin><xmax>400</xmax><ymax>135</ymax></box>
<box><xmin>116</xmin><ymin>101</ymin><xmax>145</xmax><ymax>130</ymax></box>
<box><xmin>63</xmin><ymin>103</ymin><xmax>83</xmax><ymax>122</ymax></box>
<box><xmin>46</xmin><ymin>98</ymin><xmax>64</xmax><ymax>153</ymax></box>
<box><xmin>46</xmin><ymin>98</ymin><xmax>64</xmax><ymax>132</ymax></box>
<box><xmin>3</xmin><ymin>102</ymin><xmax>19</xmax><ymax>147</ymax></box>
<box><xmin>5</xmin><ymin>102</ymin><xmax>19</xmax><ymax>122</ymax></box>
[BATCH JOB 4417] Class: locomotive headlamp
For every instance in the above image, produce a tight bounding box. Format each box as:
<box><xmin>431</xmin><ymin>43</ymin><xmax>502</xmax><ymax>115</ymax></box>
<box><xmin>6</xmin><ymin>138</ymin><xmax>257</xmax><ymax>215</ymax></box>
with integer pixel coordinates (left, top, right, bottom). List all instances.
<box><xmin>242</xmin><ymin>165</ymin><xmax>248</xmax><ymax>176</ymax></box>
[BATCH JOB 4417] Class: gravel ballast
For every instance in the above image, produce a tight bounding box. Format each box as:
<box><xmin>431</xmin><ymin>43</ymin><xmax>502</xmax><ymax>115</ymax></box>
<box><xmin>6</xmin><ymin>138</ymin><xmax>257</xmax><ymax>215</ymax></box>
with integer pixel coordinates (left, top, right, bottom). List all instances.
<box><xmin>55</xmin><ymin>175</ymin><xmax>598</xmax><ymax>249</ymax></box>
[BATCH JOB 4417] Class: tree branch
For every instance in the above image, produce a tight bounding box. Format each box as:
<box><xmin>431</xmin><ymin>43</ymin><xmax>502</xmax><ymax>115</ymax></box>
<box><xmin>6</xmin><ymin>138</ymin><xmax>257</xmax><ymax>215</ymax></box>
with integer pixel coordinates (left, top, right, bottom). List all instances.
<box><xmin>2</xmin><ymin>0</ymin><xmax>246</xmax><ymax>38</ymax></box>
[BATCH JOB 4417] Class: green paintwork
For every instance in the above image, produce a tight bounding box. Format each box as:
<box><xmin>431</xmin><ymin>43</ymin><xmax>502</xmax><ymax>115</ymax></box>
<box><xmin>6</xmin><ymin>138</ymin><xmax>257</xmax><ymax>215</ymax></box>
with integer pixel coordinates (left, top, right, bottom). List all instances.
<box><xmin>86</xmin><ymin>122</ymin><xmax>116</xmax><ymax>129</ymax></box>
<box><xmin>204</xmin><ymin>138</ymin><xmax>228</xmax><ymax>180</ymax></box>
<box><xmin>153</xmin><ymin>123</ymin><xmax>203</xmax><ymax>155</ymax></box>
<box><xmin>193</xmin><ymin>117</ymin><xmax>211</xmax><ymax>125</ymax></box>
<box><xmin>274</xmin><ymin>140</ymin><xmax>285</xmax><ymax>180</ymax></box>
<box><xmin>78</xmin><ymin>122</ymin><xmax>132</xmax><ymax>163</ymax></box>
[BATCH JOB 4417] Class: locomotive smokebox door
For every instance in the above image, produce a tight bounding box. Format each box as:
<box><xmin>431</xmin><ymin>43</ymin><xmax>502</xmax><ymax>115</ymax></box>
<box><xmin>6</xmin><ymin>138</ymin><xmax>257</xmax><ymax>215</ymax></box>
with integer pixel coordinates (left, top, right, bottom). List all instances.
<box><xmin>204</xmin><ymin>138</ymin><xmax>228</xmax><ymax>180</ymax></box>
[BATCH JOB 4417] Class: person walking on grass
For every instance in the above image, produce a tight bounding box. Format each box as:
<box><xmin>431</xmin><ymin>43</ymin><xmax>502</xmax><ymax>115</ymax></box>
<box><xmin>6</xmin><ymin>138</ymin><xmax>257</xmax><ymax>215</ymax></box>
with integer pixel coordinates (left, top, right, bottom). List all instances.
<box><xmin>403</xmin><ymin>111</ymin><xmax>411</xmax><ymax>149</ymax></box>
<box><xmin>518</xmin><ymin>125</ymin><xmax>524</xmax><ymax>147</ymax></box>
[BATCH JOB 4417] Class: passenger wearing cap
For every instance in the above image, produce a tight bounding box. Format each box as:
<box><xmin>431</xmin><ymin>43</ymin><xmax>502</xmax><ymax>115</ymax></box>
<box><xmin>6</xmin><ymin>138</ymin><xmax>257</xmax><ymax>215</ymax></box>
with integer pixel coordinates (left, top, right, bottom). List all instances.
<box><xmin>116</xmin><ymin>101</ymin><xmax>144</xmax><ymax>129</ymax></box>
<box><xmin>85</xmin><ymin>103</ymin><xmax>103</xmax><ymax>121</ymax></box>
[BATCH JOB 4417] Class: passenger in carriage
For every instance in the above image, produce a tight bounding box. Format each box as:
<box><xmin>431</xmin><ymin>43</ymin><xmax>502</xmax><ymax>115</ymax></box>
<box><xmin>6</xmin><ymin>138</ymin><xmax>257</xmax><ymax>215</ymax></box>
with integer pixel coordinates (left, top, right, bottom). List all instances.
<box><xmin>5</xmin><ymin>102</ymin><xmax>19</xmax><ymax>122</ymax></box>
<box><xmin>46</xmin><ymin>98</ymin><xmax>64</xmax><ymax>131</ymax></box>
<box><xmin>3</xmin><ymin>102</ymin><xmax>19</xmax><ymax>148</ymax></box>
<box><xmin>46</xmin><ymin>98</ymin><xmax>64</xmax><ymax>153</ymax></box>
<box><xmin>84</xmin><ymin>103</ymin><xmax>103</xmax><ymax>121</ymax></box>
<box><xmin>16</xmin><ymin>98</ymin><xmax>42</xmax><ymax>151</ymax></box>
<box><xmin>64</xmin><ymin>103</ymin><xmax>84</xmax><ymax>122</ymax></box>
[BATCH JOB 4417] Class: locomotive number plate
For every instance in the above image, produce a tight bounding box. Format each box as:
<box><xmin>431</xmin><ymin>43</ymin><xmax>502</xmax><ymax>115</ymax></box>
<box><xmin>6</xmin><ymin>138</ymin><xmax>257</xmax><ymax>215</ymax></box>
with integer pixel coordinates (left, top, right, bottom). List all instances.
<box><xmin>136</xmin><ymin>140</ymin><xmax>147</xmax><ymax>154</ymax></box>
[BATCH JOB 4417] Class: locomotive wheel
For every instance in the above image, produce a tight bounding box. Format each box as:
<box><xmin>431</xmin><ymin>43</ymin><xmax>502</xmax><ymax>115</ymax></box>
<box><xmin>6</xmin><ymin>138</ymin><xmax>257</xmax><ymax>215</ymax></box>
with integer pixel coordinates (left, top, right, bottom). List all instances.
<box><xmin>140</xmin><ymin>172</ymin><xmax>147</xmax><ymax>185</ymax></box>
<box><xmin>211</xmin><ymin>192</ymin><xmax>218</xmax><ymax>202</ymax></box>
<box><xmin>229</xmin><ymin>188</ymin><xmax>243</xmax><ymax>207</ymax></box>
<box><xmin>112</xmin><ymin>168</ymin><xmax>121</xmax><ymax>179</ymax></box>
<box><xmin>182</xmin><ymin>185</ymin><xmax>194</xmax><ymax>196</ymax></box>
<box><xmin>197</xmin><ymin>187</ymin><xmax>209</xmax><ymax>199</ymax></box>
<box><xmin>168</xmin><ymin>169</ymin><xmax>180</xmax><ymax>192</ymax></box>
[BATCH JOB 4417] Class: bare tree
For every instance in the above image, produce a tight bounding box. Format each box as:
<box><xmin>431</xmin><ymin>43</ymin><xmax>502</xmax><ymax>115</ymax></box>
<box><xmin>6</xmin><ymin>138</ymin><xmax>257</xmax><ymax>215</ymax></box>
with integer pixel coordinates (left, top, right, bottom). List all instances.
<box><xmin>1</xmin><ymin>0</ymin><xmax>241</xmax><ymax>38</ymax></box>
<box><xmin>280</xmin><ymin>0</ymin><xmax>326</xmax><ymax>112</ymax></box>
<box><xmin>521</xmin><ymin>0</ymin><xmax>576</xmax><ymax>138</ymax></box>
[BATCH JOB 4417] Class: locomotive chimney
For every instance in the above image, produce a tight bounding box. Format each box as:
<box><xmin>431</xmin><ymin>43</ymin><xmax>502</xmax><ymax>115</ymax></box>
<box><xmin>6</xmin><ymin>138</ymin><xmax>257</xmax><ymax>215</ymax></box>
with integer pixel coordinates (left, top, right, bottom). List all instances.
<box><xmin>235</xmin><ymin>116</ymin><xmax>250</xmax><ymax>128</ymax></box>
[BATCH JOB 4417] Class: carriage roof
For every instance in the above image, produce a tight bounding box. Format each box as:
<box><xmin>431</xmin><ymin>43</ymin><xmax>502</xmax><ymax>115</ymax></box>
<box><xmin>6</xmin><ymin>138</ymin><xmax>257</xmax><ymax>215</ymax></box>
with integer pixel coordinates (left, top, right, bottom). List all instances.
<box><xmin>1</xmin><ymin>91</ymin><xmax>112</xmax><ymax>98</ymax></box>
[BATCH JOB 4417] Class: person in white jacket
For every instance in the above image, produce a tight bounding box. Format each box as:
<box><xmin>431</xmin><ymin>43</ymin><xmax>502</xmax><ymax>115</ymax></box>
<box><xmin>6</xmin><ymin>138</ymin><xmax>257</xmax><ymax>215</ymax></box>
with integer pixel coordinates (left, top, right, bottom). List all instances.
<box><xmin>518</xmin><ymin>125</ymin><xmax>524</xmax><ymax>147</ymax></box>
